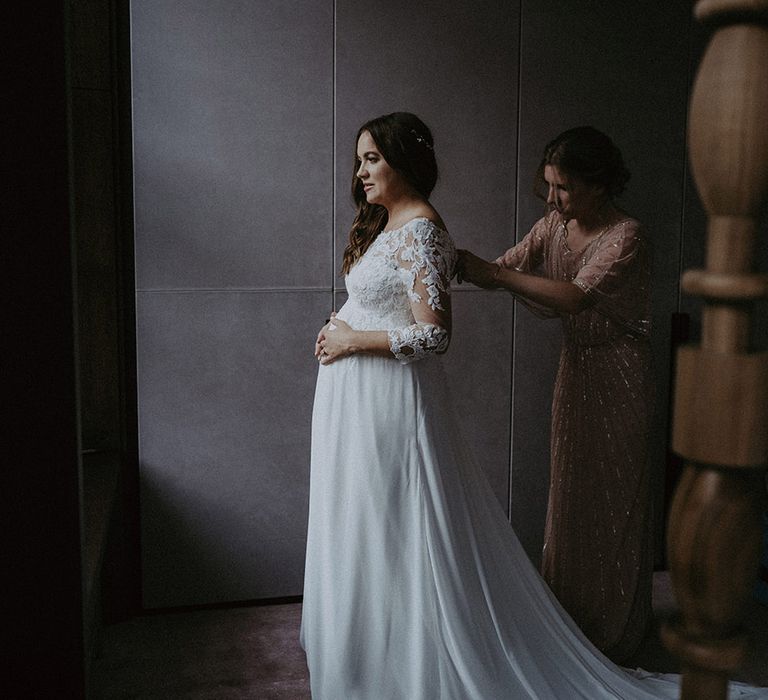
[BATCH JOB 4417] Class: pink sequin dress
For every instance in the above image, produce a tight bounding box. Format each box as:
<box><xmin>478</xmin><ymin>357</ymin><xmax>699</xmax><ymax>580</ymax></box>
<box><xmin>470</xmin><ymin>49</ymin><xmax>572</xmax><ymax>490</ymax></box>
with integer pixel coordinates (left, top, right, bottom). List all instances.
<box><xmin>497</xmin><ymin>210</ymin><xmax>654</xmax><ymax>662</ymax></box>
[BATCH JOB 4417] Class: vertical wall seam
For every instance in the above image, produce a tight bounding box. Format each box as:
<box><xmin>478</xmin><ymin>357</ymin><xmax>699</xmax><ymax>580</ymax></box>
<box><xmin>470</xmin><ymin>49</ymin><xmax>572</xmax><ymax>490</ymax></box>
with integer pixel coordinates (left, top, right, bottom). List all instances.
<box><xmin>332</xmin><ymin>0</ymin><xmax>337</xmax><ymax>309</ymax></box>
<box><xmin>508</xmin><ymin>0</ymin><xmax>524</xmax><ymax>520</ymax></box>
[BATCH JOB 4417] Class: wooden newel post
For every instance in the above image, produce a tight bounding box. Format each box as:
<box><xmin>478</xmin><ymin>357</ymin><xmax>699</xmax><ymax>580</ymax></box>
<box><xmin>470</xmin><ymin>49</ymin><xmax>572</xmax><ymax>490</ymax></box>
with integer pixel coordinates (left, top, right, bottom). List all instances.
<box><xmin>661</xmin><ymin>1</ymin><xmax>768</xmax><ymax>698</ymax></box>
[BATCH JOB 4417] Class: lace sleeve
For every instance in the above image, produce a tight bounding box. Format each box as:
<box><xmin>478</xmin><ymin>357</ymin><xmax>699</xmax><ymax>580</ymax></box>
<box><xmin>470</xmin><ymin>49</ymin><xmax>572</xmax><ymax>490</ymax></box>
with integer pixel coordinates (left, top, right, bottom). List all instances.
<box><xmin>387</xmin><ymin>220</ymin><xmax>457</xmax><ymax>364</ymax></box>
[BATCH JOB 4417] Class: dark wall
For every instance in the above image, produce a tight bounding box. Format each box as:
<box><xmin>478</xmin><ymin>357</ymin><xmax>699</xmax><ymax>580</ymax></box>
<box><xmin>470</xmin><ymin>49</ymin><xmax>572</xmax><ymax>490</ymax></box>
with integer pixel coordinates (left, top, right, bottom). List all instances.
<box><xmin>131</xmin><ymin>0</ymin><xmax>704</xmax><ymax>606</ymax></box>
<box><xmin>4</xmin><ymin>5</ymin><xmax>85</xmax><ymax>696</ymax></box>
<box><xmin>511</xmin><ymin>0</ymin><xmax>696</xmax><ymax>561</ymax></box>
<box><xmin>71</xmin><ymin>0</ymin><xmax>126</xmax><ymax>453</ymax></box>
<box><xmin>70</xmin><ymin>0</ymin><xmax>142</xmax><ymax>665</ymax></box>
<box><xmin>4</xmin><ymin>2</ymin><xmax>139</xmax><ymax>695</ymax></box>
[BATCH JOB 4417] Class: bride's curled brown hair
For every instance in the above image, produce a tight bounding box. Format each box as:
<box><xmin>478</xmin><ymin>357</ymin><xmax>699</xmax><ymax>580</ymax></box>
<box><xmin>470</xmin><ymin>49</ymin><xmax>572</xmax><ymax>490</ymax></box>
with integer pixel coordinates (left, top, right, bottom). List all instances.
<box><xmin>341</xmin><ymin>112</ymin><xmax>438</xmax><ymax>274</ymax></box>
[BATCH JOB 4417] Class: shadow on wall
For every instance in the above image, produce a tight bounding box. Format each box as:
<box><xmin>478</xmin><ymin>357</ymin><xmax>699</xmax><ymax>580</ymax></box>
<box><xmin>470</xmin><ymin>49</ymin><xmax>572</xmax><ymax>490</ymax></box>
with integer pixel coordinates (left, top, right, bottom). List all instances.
<box><xmin>140</xmin><ymin>460</ymin><xmax>308</xmax><ymax>609</ymax></box>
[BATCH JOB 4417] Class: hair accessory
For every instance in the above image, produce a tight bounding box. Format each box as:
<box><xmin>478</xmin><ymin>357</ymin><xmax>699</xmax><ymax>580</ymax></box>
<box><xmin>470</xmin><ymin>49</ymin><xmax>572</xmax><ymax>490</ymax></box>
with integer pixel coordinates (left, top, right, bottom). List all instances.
<box><xmin>410</xmin><ymin>129</ymin><xmax>434</xmax><ymax>150</ymax></box>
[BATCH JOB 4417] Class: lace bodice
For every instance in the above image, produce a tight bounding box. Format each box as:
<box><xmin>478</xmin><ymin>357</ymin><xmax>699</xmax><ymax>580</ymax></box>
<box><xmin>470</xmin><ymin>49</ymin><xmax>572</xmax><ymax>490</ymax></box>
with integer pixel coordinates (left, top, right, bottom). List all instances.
<box><xmin>336</xmin><ymin>217</ymin><xmax>457</xmax><ymax>364</ymax></box>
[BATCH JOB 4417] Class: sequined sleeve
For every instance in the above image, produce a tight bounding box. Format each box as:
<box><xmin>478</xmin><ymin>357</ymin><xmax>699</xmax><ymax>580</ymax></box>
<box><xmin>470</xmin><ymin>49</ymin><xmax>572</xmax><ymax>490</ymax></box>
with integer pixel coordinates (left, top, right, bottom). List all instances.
<box><xmin>388</xmin><ymin>221</ymin><xmax>457</xmax><ymax>364</ymax></box>
<box><xmin>573</xmin><ymin>221</ymin><xmax>643</xmax><ymax>296</ymax></box>
<box><xmin>573</xmin><ymin>220</ymin><xmax>651</xmax><ymax>338</ymax></box>
<box><xmin>495</xmin><ymin>213</ymin><xmax>560</xmax><ymax>319</ymax></box>
<box><xmin>494</xmin><ymin>213</ymin><xmax>554</xmax><ymax>272</ymax></box>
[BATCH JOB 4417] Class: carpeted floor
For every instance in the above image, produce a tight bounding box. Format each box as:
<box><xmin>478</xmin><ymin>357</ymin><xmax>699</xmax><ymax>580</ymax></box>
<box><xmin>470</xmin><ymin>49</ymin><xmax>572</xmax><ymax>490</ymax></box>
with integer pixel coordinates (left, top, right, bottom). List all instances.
<box><xmin>90</xmin><ymin>600</ymin><xmax>309</xmax><ymax>699</ymax></box>
<box><xmin>90</xmin><ymin>572</ymin><xmax>768</xmax><ymax>699</ymax></box>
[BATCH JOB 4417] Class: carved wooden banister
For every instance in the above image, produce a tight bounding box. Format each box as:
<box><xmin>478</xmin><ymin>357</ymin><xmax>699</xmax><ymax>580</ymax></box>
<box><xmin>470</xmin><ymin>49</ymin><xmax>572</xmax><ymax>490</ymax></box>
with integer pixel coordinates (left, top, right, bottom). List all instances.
<box><xmin>662</xmin><ymin>1</ymin><xmax>768</xmax><ymax>698</ymax></box>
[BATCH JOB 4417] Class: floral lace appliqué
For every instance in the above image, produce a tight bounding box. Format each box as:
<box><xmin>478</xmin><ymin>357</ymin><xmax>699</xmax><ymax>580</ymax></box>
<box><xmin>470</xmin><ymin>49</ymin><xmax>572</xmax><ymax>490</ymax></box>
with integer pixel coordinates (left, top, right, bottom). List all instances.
<box><xmin>388</xmin><ymin>323</ymin><xmax>450</xmax><ymax>364</ymax></box>
<box><xmin>397</xmin><ymin>224</ymin><xmax>455</xmax><ymax>311</ymax></box>
<box><xmin>384</xmin><ymin>219</ymin><xmax>456</xmax><ymax>364</ymax></box>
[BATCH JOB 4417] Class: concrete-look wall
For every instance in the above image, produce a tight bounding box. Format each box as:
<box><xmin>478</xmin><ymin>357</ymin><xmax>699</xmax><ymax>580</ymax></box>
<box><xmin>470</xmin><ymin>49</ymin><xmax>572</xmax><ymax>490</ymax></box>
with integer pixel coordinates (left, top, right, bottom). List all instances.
<box><xmin>132</xmin><ymin>0</ymin><xmax>334</xmax><ymax>606</ymax></box>
<box><xmin>132</xmin><ymin>0</ymin><xmax>697</xmax><ymax>607</ymax></box>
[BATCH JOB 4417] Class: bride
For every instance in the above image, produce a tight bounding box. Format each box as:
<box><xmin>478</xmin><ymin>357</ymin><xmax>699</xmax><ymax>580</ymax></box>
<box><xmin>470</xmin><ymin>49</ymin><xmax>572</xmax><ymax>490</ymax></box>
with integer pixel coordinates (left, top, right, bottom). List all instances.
<box><xmin>299</xmin><ymin>111</ymin><xmax>767</xmax><ymax>699</ymax></box>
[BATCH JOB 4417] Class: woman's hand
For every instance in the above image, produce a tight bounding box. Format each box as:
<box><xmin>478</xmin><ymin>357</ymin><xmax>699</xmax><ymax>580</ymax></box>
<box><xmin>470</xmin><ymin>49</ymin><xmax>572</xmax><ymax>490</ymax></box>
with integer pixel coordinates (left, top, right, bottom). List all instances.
<box><xmin>314</xmin><ymin>318</ymin><xmax>329</xmax><ymax>359</ymax></box>
<box><xmin>456</xmin><ymin>250</ymin><xmax>501</xmax><ymax>289</ymax></box>
<box><xmin>315</xmin><ymin>313</ymin><xmax>358</xmax><ymax>365</ymax></box>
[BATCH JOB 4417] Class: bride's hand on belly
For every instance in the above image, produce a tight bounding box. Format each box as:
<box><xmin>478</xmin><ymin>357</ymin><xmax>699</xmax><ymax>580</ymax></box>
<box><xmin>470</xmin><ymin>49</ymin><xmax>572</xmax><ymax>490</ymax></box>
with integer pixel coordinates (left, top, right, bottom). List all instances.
<box><xmin>314</xmin><ymin>317</ymin><xmax>331</xmax><ymax>359</ymax></box>
<box><xmin>317</xmin><ymin>313</ymin><xmax>354</xmax><ymax>365</ymax></box>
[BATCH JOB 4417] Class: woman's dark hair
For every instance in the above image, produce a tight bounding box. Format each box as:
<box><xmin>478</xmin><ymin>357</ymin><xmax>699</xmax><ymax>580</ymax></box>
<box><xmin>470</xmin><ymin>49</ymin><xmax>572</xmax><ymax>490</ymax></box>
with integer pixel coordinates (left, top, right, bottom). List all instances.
<box><xmin>534</xmin><ymin>126</ymin><xmax>630</xmax><ymax>201</ymax></box>
<box><xmin>342</xmin><ymin>112</ymin><xmax>438</xmax><ymax>274</ymax></box>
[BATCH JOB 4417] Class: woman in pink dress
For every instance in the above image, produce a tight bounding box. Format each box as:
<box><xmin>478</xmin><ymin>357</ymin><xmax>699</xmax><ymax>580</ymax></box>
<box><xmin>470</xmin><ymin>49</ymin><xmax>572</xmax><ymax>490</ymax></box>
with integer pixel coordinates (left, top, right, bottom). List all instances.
<box><xmin>457</xmin><ymin>126</ymin><xmax>654</xmax><ymax>662</ymax></box>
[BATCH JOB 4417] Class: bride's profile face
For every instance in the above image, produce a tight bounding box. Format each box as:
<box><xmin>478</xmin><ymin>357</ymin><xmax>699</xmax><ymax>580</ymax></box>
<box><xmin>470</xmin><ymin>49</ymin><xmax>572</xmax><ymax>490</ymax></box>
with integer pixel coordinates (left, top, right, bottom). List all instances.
<box><xmin>356</xmin><ymin>130</ymin><xmax>409</xmax><ymax>209</ymax></box>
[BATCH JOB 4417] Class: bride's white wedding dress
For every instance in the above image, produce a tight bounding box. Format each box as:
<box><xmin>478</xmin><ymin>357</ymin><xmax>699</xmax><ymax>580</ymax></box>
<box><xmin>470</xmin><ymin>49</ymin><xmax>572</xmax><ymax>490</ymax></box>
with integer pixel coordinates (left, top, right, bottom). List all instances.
<box><xmin>299</xmin><ymin>217</ymin><xmax>766</xmax><ymax>699</ymax></box>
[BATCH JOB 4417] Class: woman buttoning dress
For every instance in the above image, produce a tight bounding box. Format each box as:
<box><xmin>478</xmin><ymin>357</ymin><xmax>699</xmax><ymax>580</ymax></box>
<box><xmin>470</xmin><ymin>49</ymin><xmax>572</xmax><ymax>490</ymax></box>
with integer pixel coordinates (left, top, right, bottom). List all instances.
<box><xmin>458</xmin><ymin>127</ymin><xmax>653</xmax><ymax>663</ymax></box>
<box><xmin>299</xmin><ymin>112</ymin><xmax>768</xmax><ymax>699</ymax></box>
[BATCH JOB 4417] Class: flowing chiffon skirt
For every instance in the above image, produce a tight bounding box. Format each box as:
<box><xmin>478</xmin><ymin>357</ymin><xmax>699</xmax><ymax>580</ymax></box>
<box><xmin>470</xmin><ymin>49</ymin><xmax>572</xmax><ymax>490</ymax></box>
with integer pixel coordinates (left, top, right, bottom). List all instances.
<box><xmin>300</xmin><ymin>353</ymin><xmax>766</xmax><ymax>699</ymax></box>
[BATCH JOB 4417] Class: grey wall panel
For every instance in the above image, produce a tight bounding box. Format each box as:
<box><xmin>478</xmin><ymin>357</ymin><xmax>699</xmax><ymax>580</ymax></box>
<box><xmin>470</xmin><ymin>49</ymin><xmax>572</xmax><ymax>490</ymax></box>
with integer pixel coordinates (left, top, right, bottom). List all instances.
<box><xmin>131</xmin><ymin>0</ymin><xmax>334</xmax><ymax>290</ymax></box>
<box><xmin>333</xmin><ymin>290</ymin><xmax>348</xmax><ymax>316</ymax></box>
<box><xmin>333</xmin><ymin>0</ymin><xmax>520</xmax><ymax>285</ymax></box>
<box><xmin>446</xmin><ymin>289</ymin><xmax>514</xmax><ymax>512</ymax></box>
<box><xmin>510</xmin><ymin>307</ymin><xmax>561</xmax><ymax>565</ymax></box>
<box><xmin>137</xmin><ymin>290</ymin><xmax>328</xmax><ymax>606</ymax></box>
<box><xmin>513</xmin><ymin>0</ymin><xmax>693</xmax><ymax>561</ymax></box>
